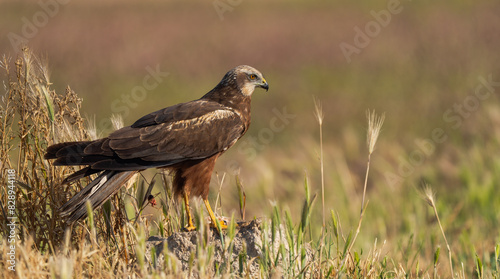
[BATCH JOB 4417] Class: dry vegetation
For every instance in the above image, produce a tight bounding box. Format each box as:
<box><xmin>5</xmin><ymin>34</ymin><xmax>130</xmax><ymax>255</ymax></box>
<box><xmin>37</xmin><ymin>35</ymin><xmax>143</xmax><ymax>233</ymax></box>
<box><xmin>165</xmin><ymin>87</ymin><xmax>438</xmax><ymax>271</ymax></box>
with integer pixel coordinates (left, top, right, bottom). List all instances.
<box><xmin>0</xmin><ymin>48</ymin><xmax>205</xmax><ymax>278</ymax></box>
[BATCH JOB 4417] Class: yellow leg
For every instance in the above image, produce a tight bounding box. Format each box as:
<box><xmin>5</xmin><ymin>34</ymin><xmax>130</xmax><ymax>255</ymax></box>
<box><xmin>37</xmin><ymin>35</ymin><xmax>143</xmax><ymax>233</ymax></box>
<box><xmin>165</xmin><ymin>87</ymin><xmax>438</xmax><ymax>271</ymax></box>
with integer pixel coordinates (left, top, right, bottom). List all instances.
<box><xmin>183</xmin><ymin>191</ymin><xmax>196</xmax><ymax>232</ymax></box>
<box><xmin>203</xmin><ymin>198</ymin><xmax>227</xmax><ymax>232</ymax></box>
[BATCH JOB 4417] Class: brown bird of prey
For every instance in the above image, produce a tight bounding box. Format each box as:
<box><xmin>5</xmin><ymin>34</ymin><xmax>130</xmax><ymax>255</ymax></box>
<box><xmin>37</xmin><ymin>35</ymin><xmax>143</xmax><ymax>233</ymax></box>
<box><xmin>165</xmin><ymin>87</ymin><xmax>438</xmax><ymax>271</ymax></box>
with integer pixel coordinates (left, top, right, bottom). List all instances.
<box><xmin>45</xmin><ymin>65</ymin><xmax>269</xmax><ymax>231</ymax></box>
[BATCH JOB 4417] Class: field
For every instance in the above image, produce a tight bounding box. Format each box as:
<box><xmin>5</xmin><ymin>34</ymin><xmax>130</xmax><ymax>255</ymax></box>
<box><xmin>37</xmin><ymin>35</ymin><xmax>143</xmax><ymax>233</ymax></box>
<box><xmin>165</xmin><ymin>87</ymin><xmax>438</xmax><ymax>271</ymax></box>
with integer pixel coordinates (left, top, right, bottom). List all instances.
<box><xmin>1</xmin><ymin>0</ymin><xmax>500</xmax><ymax>277</ymax></box>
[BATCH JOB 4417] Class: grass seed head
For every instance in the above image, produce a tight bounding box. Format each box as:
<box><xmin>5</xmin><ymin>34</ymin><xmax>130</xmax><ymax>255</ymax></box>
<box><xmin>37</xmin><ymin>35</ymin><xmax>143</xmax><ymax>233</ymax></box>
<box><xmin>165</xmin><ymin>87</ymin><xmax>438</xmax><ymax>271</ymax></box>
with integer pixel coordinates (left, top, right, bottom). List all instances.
<box><xmin>111</xmin><ymin>113</ymin><xmax>124</xmax><ymax>130</ymax></box>
<box><xmin>366</xmin><ymin>109</ymin><xmax>385</xmax><ymax>154</ymax></box>
<box><xmin>421</xmin><ymin>184</ymin><xmax>436</xmax><ymax>207</ymax></box>
<box><xmin>313</xmin><ymin>96</ymin><xmax>324</xmax><ymax>126</ymax></box>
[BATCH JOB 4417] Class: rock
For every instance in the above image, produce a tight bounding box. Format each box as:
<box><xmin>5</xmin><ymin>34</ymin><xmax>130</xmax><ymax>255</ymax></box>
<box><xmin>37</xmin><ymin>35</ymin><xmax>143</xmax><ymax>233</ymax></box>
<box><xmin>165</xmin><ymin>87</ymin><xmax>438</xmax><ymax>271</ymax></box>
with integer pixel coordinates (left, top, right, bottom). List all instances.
<box><xmin>145</xmin><ymin>218</ymin><xmax>314</xmax><ymax>278</ymax></box>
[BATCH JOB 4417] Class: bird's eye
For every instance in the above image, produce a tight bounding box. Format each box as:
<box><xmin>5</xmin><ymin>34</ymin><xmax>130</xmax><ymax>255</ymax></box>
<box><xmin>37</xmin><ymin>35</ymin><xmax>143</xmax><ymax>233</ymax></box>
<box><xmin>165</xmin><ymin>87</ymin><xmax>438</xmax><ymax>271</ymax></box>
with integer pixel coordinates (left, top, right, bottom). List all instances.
<box><xmin>249</xmin><ymin>74</ymin><xmax>256</xmax><ymax>80</ymax></box>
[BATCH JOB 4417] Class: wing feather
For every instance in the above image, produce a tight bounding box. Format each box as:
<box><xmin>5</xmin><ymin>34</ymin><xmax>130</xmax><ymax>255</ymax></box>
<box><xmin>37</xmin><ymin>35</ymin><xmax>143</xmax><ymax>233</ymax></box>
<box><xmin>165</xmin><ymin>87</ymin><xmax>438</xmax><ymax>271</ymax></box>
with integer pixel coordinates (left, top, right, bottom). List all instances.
<box><xmin>110</xmin><ymin>108</ymin><xmax>244</xmax><ymax>162</ymax></box>
<box><xmin>131</xmin><ymin>100</ymin><xmax>225</xmax><ymax>128</ymax></box>
<box><xmin>48</xmin><ymin>100</ymin><xmax>247</xmax><ymax>171</ymax></box>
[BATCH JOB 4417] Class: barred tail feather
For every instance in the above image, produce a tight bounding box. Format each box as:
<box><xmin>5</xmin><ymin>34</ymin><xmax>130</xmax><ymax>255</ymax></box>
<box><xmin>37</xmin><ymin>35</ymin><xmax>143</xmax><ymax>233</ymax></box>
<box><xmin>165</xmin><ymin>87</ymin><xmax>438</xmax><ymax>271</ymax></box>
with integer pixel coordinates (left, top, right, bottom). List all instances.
<box><xmin>61</xmin><ymin>166</ymin><xmax>102</xmax><ymax>185</ymax></box>
<box><xmin>60</xmin><ymin>170</ymin><xmax>138</xmax><ymax>223</ymax></box>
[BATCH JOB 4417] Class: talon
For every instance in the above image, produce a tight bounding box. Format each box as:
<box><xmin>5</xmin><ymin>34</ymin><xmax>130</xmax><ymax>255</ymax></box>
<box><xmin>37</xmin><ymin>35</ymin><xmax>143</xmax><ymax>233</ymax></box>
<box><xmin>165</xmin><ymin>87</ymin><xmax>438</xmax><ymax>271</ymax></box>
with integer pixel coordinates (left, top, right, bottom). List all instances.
<box><xmin>183</xmin><ymin>225</ymin><xmax>197</xmax><ymax>232</ymax></box>
<box><xmin>210</xmin><ymin>219</ymin><xmax>228</xmax><ymax>230</ymax></box>
<box><xmin>204</xmin><ymin>199</ymin><xmax>230</xmax><ymax>233</ymax></box>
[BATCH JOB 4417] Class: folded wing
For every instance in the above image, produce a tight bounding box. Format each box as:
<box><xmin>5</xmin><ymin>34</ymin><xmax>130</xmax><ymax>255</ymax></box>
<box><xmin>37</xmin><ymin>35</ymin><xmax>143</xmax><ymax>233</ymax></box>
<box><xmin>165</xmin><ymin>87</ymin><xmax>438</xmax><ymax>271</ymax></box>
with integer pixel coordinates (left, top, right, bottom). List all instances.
<box><xmin>47</xmin><ymin>100</ymin><xmax>246</xmax><ymax>171</ymax></box>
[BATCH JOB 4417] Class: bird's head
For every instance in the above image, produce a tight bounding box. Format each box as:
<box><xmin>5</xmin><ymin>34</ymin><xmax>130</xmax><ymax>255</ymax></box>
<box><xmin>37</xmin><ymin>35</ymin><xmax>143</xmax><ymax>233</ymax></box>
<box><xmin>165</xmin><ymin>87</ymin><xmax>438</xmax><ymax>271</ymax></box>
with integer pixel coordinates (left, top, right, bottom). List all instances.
<box><xmin>223</xmin><ymin>65</ymin><xmax>269</xmax><ymax>96</ymax></box>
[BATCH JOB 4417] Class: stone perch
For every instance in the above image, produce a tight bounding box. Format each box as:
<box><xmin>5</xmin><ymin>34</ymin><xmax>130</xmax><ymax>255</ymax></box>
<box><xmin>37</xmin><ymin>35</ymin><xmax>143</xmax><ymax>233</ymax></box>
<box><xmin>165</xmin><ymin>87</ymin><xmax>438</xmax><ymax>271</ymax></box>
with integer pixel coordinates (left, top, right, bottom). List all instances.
<box><xmin>145</xmin><ymin>218</ymin><xmax>313</xmax><ymax>278</ymax></box>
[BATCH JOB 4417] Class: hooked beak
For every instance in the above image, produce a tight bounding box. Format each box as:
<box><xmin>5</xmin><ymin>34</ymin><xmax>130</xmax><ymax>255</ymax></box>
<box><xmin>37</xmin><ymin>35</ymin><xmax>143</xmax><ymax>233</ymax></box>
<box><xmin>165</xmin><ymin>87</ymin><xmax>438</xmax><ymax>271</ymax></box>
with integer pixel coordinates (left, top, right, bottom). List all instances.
<box><xmin>259</xmin><ymin>78</ymin><xmax>269</xmax><ymax>92</ymax></box>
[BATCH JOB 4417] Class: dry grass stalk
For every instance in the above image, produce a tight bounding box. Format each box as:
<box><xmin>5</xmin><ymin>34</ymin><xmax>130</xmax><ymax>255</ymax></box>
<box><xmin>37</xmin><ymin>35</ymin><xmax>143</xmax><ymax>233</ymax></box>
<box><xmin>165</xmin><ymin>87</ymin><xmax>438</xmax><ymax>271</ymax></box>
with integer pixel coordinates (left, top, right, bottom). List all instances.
<box><xmin>422</xmin><ymin>184</ymin><xmax>455</xmax><ymax>278</ymax></box>
<box><xmin>313</xmin><ymin>96</ymin><xmax>325</xmax><ymax>228</ymax></box>
<box><xmin>361</xmin><ymin>110</ymin><xmax>385</xmax><ymax>212</ymax></box>
<box><xmin>345</xmin><ymin>110</ymin><xmax>385</xmax><ymax>261</ymax></box>
<box><xmin>314</xmin><ymin>97</ymin><xmax>326</xmax><ymax>278</ymax></box>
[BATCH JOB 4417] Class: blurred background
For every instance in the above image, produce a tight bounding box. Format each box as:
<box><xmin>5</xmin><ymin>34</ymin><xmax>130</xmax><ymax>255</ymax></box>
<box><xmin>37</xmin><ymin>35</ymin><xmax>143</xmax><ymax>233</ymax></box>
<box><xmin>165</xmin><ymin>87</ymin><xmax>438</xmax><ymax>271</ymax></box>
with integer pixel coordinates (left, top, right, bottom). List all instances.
<box><xmin>2</xmin><ymin>0</ymin><xmax>500</xmax><ymax>271</ymax></box>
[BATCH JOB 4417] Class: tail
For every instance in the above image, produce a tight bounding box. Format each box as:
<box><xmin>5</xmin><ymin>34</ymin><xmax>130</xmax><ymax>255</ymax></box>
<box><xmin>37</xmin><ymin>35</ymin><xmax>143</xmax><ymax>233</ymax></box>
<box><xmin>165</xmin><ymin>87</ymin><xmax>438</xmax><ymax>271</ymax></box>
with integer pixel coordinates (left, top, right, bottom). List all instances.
<box><xmin>60</xmin><ymin>170</ymin><xmax>138</xmax><ymax>223</ymax></box>
<box><xmin>45</xmin><ymin>141</ymin><xmax>139</xmax><ymax>222</ymax></box>
<box><xmin>45</xmin><ymin>140</ymin><xmax>111</xmax><ymax>167</ymax></box>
